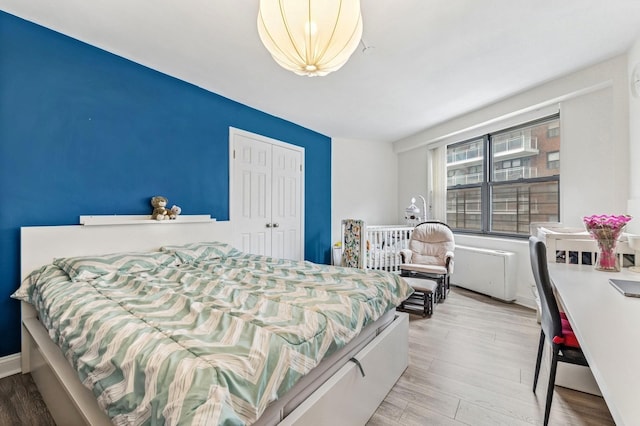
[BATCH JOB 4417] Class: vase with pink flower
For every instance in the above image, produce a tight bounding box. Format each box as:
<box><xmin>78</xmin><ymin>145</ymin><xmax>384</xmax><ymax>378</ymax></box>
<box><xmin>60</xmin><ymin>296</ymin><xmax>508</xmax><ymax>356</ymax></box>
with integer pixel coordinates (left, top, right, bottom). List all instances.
<box><xmin>583</xmin><ymin>214</ymin><xmax>632</xmax><ymax>272</ymax></box>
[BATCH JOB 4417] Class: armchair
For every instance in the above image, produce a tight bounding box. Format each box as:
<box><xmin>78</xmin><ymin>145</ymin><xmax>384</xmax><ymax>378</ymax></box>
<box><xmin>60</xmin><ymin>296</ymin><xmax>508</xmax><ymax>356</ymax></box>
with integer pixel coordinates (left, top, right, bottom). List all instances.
<box><xmin>400</xmin><ymin>221</ymin><xmax>455</xmax><ymax>302</ymax></box>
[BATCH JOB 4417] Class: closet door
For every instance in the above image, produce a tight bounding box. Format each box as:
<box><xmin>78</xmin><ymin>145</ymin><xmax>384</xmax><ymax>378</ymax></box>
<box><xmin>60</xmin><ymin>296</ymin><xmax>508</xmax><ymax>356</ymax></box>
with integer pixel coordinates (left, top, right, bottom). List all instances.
<box><xmin>230</xmin><ymin>128</ymin><xmax>304</xmax><ymax>260</ymax></box>
<box><xmin>271</xmin><ymin>145</ymin><xmax>302</xmax><ymax>260</ymax></box>
<box><xmin>232</xmin><ymin>132</ymin><xmax>272</xmax><ymax>256</ymax></box>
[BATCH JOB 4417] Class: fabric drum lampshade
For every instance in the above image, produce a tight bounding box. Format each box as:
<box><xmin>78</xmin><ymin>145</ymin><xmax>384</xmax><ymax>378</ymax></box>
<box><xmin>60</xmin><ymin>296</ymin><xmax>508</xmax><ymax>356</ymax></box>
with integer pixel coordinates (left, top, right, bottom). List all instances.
<box><xmin>257</xmin><ymin>0</ymin><xmax>363</xmax><ymax>77</ymax></box>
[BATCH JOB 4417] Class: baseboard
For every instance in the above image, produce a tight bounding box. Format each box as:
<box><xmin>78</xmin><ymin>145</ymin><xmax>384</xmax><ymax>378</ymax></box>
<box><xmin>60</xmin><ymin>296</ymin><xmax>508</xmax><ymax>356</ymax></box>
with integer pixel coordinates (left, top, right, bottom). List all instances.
<box><xmin>515</xmin><ymin>293</ymin><xmax>537</xmax><ymax>310</ymax></box>
<box><xmin>0</xmin><ymin>353</ymin><xmax>21</xmax><ymax>379</ymax></box>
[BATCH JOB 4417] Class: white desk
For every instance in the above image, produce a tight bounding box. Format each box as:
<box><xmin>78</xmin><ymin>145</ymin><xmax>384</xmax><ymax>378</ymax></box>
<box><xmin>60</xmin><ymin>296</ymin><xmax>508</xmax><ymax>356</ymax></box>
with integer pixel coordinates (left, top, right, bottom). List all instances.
<box><xmin>548</xmin><ymin>263</ymin><xmax>640</xmax><ymax>426</ymax></box>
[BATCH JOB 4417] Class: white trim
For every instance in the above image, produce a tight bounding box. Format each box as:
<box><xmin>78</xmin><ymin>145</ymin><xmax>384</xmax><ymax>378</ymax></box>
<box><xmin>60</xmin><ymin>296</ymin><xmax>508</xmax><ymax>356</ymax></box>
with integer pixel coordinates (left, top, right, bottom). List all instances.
<box><xmin>393</xmin><ymin>79</ymin><xmax>611</xmax><ymax>153</ymax></box>
<box><xmin>515</xmin><ymin>295</ymin><xmax>537</xmax><ymax>311</ymax></box>
<box><xmin>406</xmin><ymin>103</ymin><xmax>562</xmax><ymax>151</ymax></box>
<box><xmin>80</xmin><ymin>215</ymin><xmax>213</xmax><ymax>226</ymax></box>
<box><xmin>0</xmin><ymin>353</ymin><xmax>21</xmax><ymax>379</ymax></box>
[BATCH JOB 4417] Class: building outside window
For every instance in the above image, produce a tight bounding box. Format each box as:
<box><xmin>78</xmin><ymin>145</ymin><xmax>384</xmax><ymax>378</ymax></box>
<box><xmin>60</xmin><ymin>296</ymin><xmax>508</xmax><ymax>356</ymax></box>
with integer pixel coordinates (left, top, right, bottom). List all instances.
<box><xmin>446</xmin><ymin>115</ymin><xmax>560</xmax><ymax>236</ymax></box>
<box><xmin>547</xmin><ymin>123</ymin><xmax>560</xmax><ymax>138</ymax></box>
<box><xmin>547</xmin><ymin>151</ymin><xmax>560</xmax><ymax>169</ymax></box>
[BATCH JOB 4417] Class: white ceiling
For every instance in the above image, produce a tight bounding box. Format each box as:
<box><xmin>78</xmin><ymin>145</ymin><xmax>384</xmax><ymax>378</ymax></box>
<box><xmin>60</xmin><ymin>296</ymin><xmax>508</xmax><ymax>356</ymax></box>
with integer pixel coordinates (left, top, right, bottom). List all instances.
<box><xmin>2</xmin><ymin>0</ymin><xmax>640</xmax><ymax>143</ymax></box>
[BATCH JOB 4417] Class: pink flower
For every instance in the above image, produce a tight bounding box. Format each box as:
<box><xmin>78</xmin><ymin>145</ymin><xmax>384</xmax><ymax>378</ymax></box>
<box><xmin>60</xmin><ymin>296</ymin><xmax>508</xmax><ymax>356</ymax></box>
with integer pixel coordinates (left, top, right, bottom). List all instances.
<box><xmin>583</xmin><ymin>214</ymin><xmax>631</xmax><ymax>233</ymax></box>
<box><xmin>583</xmin><ymin>214</ymin><xmax>632</xmax><ymax>244</ymax></box>
<box><xmin>583</xmin><ymin>214</ymin><xmax>631</xmax><ymax>270</ymax></box>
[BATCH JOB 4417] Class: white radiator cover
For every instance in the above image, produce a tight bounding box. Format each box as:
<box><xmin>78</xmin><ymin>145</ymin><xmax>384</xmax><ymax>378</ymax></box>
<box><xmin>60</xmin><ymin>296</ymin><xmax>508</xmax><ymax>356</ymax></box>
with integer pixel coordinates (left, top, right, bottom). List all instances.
<box><xmin>452</xmin><ymin>245</ymin><xmax>517</xmax><ymax>302</ymax></box>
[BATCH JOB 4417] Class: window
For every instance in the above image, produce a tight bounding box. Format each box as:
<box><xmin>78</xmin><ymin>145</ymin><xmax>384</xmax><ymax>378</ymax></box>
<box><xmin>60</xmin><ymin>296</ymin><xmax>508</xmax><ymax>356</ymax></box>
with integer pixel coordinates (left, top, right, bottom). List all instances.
<box><xmin>446</xmin><ymin>115</ymin><xmax>560</xmax><ymax>236</ymax></box>
<box><xmin>547</xmin><ymin>151</ymin><xmax>560</xmax><ymax>169</ymax></box>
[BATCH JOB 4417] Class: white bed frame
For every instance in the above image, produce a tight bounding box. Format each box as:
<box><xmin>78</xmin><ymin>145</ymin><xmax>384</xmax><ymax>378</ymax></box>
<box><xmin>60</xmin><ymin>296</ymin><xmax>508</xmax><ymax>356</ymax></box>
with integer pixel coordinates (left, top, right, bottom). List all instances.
<box><xmin>20</xmin><ymin>217</ymin><xmax>408</xmax><ymax>426</ymax></box>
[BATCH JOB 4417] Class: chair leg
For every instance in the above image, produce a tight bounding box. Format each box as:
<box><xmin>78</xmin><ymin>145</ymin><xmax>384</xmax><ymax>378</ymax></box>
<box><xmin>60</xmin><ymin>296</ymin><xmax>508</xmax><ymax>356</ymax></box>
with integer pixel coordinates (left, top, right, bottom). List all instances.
<box><xmin>423</xmin><ymin>292</ymin><xmax>428</xmax><ymax>316</ymax></box>
<box><xmin>424</xmin><ymin>292</ymin><xmax>433</xmax><ymax>316</ymax></box>
<box><xmin>533</xmin><ymin>330</ymin><xmax>545</xmax><ymax>393</ymax></box>
<box><xmin>543</xmin><ymin>346</ymin><xmax>559</xmax><ymax>426</ymax></box>
<box><xmin>428</xmin><ymin>293</ymin><xmax>433</xmax><ymax>315</ymax></box>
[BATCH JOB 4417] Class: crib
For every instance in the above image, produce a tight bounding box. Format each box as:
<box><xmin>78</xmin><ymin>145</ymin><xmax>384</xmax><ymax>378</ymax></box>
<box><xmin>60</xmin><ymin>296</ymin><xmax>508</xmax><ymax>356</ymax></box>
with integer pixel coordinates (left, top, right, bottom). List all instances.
<box><xmin>365</xmin><ymin>225</ymin><xmax>414</xmax><ymax>273</ymax></box>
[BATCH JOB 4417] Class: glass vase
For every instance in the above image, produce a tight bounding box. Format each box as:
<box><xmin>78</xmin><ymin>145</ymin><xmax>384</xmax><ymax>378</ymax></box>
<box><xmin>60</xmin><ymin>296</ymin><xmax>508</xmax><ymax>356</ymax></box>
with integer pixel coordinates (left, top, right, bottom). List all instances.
<box><xmin>595</xmin><ymin>238</ymin><xmax>620</xmax><ymax>272</ymax></box>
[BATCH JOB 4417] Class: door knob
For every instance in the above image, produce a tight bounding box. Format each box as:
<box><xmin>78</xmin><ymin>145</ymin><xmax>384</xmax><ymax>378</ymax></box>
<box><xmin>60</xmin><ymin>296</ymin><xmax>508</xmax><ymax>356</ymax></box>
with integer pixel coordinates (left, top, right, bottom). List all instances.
<box><xmin>273</xmin><ymin>223</ymin><xmax>280</xmax><ymax>228</ymax></box>
<box><xmin>266</xmin><ymin>223</ymin><xmax>272</xmax><ymax>228</ymax></box>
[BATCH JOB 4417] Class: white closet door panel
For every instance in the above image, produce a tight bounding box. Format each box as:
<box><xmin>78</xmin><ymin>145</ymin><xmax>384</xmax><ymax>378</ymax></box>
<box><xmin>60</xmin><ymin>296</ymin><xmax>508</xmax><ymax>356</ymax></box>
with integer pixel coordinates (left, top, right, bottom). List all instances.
<box><xmin>272</xmin><ymin>145</ymin><xmax>303</xmax><ymax>260</ymax></box>
<box><xmin>286</xmin><ymin>229</ymin><xmax>299</xmax><ymax>260</ymax></box>
<box><xmin>232</xmin><ymin>133</ymin><xmax>272</xmax><ymax>256</ymax></box>
<box><xmin>272</xmin><ymin>229</ymin><xmax>284</xmax><ymax>259</ymax></box>
<box><xmin>239</xmin><ymin>231</ymin><xmax>269</xmax><ymax>256</ymax></box>
<box><xmin>256</xmin><ymin>172</ymin><xmax>268</xmax><ymax>219</ymax></box>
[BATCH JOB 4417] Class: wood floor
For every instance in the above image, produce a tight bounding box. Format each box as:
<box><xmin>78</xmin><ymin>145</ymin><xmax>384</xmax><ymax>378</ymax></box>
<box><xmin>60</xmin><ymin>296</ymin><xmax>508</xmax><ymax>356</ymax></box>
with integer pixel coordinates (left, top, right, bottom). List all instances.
<box><xmin>0</xmin><ymin>372</ymin><xmax>55</xmax><ymax>425</ymax></box>
<box><xmin>367</xmin><ymin>286</ymin><xmax>615</xmax><ymax>426</ymax></box>
<box><xmin>0</xmin><ymin>286</ymin><xmax>614</xmax><ymax>426</ymax></box>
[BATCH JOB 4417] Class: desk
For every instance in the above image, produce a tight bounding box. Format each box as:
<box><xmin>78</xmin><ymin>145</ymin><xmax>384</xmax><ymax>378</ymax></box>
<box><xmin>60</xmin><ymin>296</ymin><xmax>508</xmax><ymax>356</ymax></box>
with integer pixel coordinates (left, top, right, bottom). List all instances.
<box><xmin>548</xmin><ymin>263</ymin><xmax>640</xmax><ymax>426</ymax></box>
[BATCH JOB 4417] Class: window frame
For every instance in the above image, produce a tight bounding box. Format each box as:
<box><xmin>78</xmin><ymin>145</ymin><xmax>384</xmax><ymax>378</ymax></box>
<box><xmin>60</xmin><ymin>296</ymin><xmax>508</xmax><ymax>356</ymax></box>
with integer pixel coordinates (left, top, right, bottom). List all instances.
<box><xmin>446</xmin><ymin>114</ymin><xmax>560</xmax><ymax>238</ymax></box>
<box><xmin>547</xmin><ymin>150</ymin><xmax>560</xmax><ymax>170</ymax></box>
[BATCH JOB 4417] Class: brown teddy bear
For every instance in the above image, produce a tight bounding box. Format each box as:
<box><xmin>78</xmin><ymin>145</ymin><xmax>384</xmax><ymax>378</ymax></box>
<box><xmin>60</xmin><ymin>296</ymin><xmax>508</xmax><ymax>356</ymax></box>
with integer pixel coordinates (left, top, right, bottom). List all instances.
<box><xmin>151</xmin><ymin>196</ymin><xmax>170</xmax><ymax>220</ymax></box>
<box><xmin>151</xmin><ymin>196</ymin><xmax>181</xmax><ymax>220</ymax></box>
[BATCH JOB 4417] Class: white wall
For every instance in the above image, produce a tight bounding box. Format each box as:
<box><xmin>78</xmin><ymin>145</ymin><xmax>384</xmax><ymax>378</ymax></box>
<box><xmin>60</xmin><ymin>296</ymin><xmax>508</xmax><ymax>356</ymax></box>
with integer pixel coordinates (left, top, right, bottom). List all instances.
<box><xmin>392</xmin><ymin>54</ymin><xmax>631</xmax><ymax>309</ymax></box>
<box><xmin>627</xmin><ymin>38</ymin><xmax>640</xmax><ymax>234</ymax></box>
<box><xmin>331</xmin><ymin>138</ymin><xmax>399</xmax><ymax>246</ymax></box>
<box><xmin>397</xmin><ymin>146</ymin><xmax>428</xmax><ymax>224</ymax></box>
<box><xmin>561</xmin><ymin>85</ymin><xmax>629</xmax><ymax>221</ymax></box>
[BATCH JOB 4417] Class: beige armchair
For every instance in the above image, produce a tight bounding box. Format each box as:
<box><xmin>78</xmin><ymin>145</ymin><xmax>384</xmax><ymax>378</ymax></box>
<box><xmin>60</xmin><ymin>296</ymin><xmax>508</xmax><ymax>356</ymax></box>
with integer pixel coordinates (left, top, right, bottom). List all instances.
<box><xmin>400</xmin><ymin>221</ymin><xmax>455</xmax><ymax>302</ymax></box>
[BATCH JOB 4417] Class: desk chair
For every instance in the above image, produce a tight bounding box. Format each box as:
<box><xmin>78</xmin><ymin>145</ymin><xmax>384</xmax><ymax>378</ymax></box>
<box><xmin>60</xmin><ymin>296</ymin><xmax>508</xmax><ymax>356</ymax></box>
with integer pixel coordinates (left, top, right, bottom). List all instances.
<box><xmin>529</xmin><ymin>236</ymin><xmax>589</xmax><ymax>426</ymax></box>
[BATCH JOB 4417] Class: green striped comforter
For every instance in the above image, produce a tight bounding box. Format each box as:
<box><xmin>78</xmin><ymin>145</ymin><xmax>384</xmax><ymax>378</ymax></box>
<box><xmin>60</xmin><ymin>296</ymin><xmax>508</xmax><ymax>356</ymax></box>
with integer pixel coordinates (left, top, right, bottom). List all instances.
<box><xmin>14</xmin><ymin>249</ymin><xmax>412</xmax><ymax>425</ymax></box>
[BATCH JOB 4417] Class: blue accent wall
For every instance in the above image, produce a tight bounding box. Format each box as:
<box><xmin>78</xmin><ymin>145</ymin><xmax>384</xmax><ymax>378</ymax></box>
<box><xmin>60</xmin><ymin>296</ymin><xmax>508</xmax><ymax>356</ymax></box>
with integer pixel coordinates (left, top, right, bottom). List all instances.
<box><xmin>0</xmin><ymin>12</ymin><xmax>331</xmax><ymax>357</ymax></box>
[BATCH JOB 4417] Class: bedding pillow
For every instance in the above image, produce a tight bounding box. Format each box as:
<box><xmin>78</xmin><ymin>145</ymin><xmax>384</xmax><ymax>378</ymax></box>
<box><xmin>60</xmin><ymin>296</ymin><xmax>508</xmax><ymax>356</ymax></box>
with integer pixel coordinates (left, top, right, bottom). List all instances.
<box><xmin>53</xmin><ymin>251</ymin><xmax>178</xmax><ymax>281</ymax></box>
<box><xmin>161</xmin><ymin>241</ymin><xmax>238</xmax><ymax>263</ymax></box>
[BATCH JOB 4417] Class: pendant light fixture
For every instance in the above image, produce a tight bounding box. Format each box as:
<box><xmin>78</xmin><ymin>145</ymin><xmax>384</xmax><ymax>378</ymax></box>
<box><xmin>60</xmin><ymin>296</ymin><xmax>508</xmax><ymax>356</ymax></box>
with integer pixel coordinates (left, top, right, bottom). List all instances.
<box><xmin>257</xmin><ymin>0</ymin><xmax>363</xmax><ymax>77</ymax></box>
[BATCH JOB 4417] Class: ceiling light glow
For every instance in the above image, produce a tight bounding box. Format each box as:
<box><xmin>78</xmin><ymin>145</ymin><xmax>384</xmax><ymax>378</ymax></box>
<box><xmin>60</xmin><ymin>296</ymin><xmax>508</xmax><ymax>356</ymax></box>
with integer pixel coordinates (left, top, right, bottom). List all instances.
<box><xmin>257</xmin><ymin>0</ymin><xmax>363</xmax><ymax>77</ymax></box>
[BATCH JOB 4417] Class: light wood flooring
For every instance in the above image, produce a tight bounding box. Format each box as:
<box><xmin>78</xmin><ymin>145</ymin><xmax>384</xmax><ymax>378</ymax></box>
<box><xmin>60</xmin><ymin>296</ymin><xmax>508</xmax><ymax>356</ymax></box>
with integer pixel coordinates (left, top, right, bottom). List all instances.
<box><xmin>367</xmin><ymin>286</ymin><xmax>615</xmax><ymax>426</ymax></box>
<box><xmin>0</xmin><ymin>286</ymin><xmax>614</xmax><ymax>425</ymax></box>
<box><xmin>0</xmin><ymin>372</ymin><xmax>55</xmax><ymax>425</ymax></box>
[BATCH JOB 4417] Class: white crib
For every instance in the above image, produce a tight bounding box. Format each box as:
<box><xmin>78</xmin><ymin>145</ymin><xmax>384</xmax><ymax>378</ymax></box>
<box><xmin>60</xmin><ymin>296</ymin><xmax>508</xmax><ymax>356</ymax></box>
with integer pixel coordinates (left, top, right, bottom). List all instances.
<box><xmin>365</xmin><ymin>225</ymin><xmax>414</xmax><ymax>273</ymax></box>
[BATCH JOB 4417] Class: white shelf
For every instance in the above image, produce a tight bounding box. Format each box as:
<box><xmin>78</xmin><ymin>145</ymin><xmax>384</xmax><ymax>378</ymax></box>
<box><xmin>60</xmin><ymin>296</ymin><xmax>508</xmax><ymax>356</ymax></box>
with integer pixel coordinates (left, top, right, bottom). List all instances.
<box><xmin>79</xmin><ymin>215</ymin><xmax>214</xmax><ymax>226</ymax></box>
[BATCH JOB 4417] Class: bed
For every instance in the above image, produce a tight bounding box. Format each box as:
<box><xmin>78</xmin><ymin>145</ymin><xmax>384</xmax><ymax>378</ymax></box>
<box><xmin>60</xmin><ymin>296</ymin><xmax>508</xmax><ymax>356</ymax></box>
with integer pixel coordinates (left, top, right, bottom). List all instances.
<box><xmin>14</xmin><ymin>218</ymin><xmax>411</xmax><ymax>426</ymax></box>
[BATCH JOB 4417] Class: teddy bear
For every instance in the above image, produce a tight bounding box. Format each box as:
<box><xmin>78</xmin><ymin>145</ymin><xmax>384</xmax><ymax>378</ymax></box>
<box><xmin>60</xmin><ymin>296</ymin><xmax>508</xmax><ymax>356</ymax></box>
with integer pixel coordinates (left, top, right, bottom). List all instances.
<box><xmin>169</xmin><ymin>204</ymin><xmax>182</xmax><ymax>219</ymax></box>
<box><xmin>151</xmin><ymin>196</ymin><xmax>182</xmax><ymax>220</ymax></box>
<box><xmin>151</xmin><ymin>196</ymin><xmax>170</xmax><ymax>220</ymax></box>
